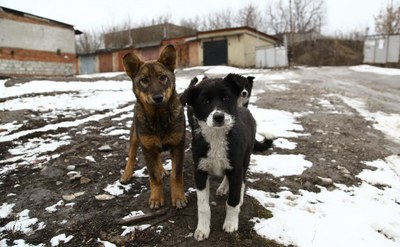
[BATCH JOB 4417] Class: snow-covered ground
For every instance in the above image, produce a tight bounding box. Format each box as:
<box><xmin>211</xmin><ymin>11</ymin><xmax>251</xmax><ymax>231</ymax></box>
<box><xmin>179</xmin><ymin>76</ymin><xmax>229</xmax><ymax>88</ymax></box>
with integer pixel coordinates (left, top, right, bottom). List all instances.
<box><xmin>1</xmin><ymin>65</ymin><xmax>400</xmax><ymax>246</ymax></box>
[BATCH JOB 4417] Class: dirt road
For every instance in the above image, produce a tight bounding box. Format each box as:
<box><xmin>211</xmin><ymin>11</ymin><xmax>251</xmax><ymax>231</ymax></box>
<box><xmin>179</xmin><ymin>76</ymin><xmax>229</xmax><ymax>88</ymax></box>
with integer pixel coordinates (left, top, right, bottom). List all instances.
<box><xmin>0</xmin><ymin>66</ymin><xmax>399</xmax><ymax>246</ymax></box>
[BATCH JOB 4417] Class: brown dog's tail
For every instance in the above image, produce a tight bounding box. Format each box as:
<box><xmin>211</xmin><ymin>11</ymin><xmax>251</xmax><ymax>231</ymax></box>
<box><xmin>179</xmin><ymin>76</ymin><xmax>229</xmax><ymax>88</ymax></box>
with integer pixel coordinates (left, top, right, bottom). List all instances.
<box><xmin>253</xmin><ymin>131</ymin><xmax>274</xmax><ymax>153</ymax></box>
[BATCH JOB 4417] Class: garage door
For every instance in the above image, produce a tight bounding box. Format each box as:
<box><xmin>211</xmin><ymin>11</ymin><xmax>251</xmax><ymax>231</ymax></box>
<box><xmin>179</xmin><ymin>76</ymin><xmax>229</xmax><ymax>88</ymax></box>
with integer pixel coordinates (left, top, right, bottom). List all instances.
<box><xmin>203</xmin><ymin>40</ymin><xmax>227</xmax><ymax>65</ymax></box>
<box><xmin>79</xmin><ymin>55</ymin><xmax>96</xmax><ymax>74</ymax></box>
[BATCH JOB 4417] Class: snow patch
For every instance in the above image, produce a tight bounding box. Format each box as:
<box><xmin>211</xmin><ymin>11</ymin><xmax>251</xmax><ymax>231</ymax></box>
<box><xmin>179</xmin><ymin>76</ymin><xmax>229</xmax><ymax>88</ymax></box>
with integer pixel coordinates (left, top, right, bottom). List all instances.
<box><xmin>250</xmin><ymin>154</ymin><xmax>312</xmax><ymax>177</ymax></box>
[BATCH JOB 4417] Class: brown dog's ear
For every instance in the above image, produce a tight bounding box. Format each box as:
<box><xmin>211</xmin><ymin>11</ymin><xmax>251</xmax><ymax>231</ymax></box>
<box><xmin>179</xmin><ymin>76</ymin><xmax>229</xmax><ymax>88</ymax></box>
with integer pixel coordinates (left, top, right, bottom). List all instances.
<box><xmin>123</xmin><ymin>53</ymin><xmax>143</xmax><ymax>79</ymax></box>
<box><xmin>158</xmin><ymin>45</ymin><xmax>176</xmax><ymax>72</ymax></box>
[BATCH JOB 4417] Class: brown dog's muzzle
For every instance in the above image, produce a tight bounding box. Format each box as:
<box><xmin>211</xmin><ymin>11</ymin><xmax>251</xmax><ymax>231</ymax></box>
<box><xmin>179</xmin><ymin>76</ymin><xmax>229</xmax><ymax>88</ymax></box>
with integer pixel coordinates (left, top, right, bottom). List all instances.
<box><xmin>152</xmin><ymin>93</ymin><xmax>164</xmax><ymax>105</ymax></box>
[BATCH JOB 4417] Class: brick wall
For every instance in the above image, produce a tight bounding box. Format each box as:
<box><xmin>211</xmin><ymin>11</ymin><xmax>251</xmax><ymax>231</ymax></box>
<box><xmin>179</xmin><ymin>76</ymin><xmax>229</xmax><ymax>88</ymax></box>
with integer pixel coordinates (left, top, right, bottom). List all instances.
<box><xmin>0</xmin><ymin>47</ymin><xmax>76</xmax><ymax>77</ymax></box>
<box><xmin>0</xmin><ymin>59</ymin><xmax>75</xmax><ymax>77</ymax></box>
<box><xmin>0</xmin><ymin>10</ymin><xmax>77</xmax><ymax>77</ymax></box>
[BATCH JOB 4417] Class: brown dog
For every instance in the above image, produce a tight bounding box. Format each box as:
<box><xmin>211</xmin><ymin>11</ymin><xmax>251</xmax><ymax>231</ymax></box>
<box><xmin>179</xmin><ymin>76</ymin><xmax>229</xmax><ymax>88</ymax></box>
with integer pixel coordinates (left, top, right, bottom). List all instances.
<box><xmin>120</xmin><ymin>45</ymin><xmax>187</xmax><ymax>209</ymax></box>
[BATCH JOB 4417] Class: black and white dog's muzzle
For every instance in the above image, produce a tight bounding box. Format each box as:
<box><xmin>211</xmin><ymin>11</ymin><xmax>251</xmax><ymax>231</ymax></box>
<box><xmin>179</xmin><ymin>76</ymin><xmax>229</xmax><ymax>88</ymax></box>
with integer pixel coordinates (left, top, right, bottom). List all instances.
<box><xmin>206</xmin><ymin>109</ymin><xmax>234</xmax><ymax>128</ymax></box>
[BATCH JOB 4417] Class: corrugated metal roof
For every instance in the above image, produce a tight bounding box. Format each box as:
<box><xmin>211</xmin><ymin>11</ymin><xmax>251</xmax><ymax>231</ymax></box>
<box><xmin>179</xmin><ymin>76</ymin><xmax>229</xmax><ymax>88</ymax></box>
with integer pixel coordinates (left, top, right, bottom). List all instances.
<box><xmin>0</xmin><ymin>6</ymin><xmax>81</xmax><ymax>34</ymax></box>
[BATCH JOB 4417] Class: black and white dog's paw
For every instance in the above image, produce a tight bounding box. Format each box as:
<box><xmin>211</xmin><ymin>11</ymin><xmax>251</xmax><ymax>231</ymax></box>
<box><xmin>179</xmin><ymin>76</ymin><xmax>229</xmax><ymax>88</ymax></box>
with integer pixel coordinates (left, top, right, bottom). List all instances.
<box><xmin>216</xmin><ymin>176</ymin><xmax>229</xmax><ymax>196</ymax></box>
<box><xmin>194</xmin><ymin>226</ymin><xmax>210</xmax><ymax>241</ymax></box>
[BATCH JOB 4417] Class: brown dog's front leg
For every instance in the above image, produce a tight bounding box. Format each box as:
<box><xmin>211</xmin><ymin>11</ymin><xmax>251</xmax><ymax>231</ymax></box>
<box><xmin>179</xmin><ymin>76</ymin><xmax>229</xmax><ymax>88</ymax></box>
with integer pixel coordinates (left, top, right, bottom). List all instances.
<box><xmin>144</xmin><ymin>148</ymin><xmax>165</xmax><ymax>209</ymax></box>
<box><xmin>170</xmin><ymin>143</ymin><xmax>187</xmax><ymax>208</ymax></box>
<box><xmin>120</xmin><ymin>125</ymin><xmax>139</xmax><ymax>183</ymax></box>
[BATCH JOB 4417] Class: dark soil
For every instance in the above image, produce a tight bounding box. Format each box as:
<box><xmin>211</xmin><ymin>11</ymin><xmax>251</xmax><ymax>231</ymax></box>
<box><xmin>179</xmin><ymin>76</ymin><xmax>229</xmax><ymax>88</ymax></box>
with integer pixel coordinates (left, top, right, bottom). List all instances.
<box><xmin>0</xmin><ymin>67</ymin><xmax>397</xmax><ymax>246</ymax></box>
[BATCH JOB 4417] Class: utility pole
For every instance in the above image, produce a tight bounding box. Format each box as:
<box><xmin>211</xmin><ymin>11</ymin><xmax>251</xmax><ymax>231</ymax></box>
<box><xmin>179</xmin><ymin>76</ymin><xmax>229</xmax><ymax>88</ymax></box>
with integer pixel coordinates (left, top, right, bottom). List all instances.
<box><xmin>289</xmin><ymin>0</ymin><xmax>294</xmax><ymax>67</ymax></box>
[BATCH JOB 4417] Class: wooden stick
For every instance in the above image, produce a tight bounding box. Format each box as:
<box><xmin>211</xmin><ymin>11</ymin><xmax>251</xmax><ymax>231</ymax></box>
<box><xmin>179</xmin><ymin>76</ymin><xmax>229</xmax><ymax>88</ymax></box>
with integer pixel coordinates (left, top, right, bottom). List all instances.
<box><xmin>117</xmin><ymin>207</ymin><xmax>170</xmax><ymax>225</ymax></box>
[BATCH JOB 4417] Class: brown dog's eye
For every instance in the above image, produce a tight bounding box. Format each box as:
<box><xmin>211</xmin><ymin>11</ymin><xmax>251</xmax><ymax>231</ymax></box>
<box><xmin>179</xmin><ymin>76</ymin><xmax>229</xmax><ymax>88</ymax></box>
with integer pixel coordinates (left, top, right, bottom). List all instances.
<box><xmin>139</xmin><ymin>78</ymin><xmax>149</xmax><ymax>86</ymax></box>
<box><xmin>159</xmin><ymin>75</ymin><xmax>168</xmax><ymax>83</ymax></box>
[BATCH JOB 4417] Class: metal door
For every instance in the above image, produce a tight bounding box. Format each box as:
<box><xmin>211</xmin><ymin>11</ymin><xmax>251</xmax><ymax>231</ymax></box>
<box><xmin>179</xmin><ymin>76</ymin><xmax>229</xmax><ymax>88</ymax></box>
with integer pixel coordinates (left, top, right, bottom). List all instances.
<box><xmin>203</xmin><ymin>40</ymin><xmax>228</xmax><ymax>65</ymax></box>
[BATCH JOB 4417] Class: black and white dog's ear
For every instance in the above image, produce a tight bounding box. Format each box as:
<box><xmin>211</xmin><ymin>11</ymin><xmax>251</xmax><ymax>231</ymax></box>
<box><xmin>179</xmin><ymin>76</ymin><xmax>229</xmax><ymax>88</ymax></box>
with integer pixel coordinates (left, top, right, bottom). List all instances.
<box><xmin>247</xmin><ymin>76</ymin><xmax>255</xmax><ymax>86</ymax></box>
<box><xmin>224</xmin><ymin>73</ymin><xmax>246</xmax><ymax>96</ymax></box>
<box><xmin>180</xmin><ymin>86</ymin><xmax>198</xmax><ymax>107</ymax></box>
<box><xmin>181</xmin><ymin>77</ymin><xmax>200</xmax><ymax>106</ymax></box>
<box><xmin>189</xmin><ymin>77</ymin><xmax>199</xmax><ymax>87</ymax></box>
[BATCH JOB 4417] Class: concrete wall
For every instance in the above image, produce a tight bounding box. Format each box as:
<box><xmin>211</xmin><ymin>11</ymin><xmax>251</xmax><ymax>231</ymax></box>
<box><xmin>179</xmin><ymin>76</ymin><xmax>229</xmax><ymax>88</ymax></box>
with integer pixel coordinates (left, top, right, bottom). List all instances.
<box><xmin>197</xmin><ymin>31</ymin><xmax>276</xmax><ymax>67</ymax></box>
<box><xmin>0</xmin><ymin>13</ymin><xmax>77</xmax><ymax>77</ymax></box>
<box><xmin>243</xmin><ymin>33</ymin><xmax>274</xmax><ymax>67</ymax></box>
<box><xmin>227</xmin><ymin>35</ymin><xmax>245</xmax><ymax>67</ymax></box>
<box><xmin>0</xmin><ymin>19</ymin><xmax>76</xmax><ymax>53</ymax></box>
<box><xmin>0</xmin><ymin>59</ymin><xmax>75</xmax><ymax>76</ymax></box>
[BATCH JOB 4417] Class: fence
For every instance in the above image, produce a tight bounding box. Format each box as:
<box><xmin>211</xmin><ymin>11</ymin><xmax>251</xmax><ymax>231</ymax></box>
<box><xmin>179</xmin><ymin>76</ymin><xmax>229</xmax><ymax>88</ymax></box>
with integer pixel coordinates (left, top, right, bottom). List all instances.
<box><xmin>256</xmin><ymin>46</ymin><xmax>288</xmax><ymax>68</ymax></box>
<box><xmin>364</xmin><ymin>34</ymin><xmax>400</xmax><ymax>64</ymax></box>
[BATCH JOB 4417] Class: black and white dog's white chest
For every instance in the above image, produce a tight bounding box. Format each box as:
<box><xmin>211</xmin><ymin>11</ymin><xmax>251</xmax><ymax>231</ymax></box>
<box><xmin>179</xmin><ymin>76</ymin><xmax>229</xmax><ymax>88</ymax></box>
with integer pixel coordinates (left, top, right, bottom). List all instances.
<box><xmin>196</xmin><ymin>121</ymin><xmax>232</xmax><ymax>177</ymax></box>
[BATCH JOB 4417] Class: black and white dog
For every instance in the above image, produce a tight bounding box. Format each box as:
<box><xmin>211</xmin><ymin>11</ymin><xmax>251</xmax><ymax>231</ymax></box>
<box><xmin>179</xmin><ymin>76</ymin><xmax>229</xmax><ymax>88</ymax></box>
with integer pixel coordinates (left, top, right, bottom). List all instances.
<box><xmin>180</xmin><ymin>74</ymin><xmax>273</xmax><ymax>241</ymax></box>
<box><xmin>186</xmin><ymin>74</ymin><xmax>255</xmax><ymax>132</ymax></box>
<box><xmin>234</xmin><ymin>74</ymin><xmax>254</xmax><ymax>108</ymax></box>
<box><xmin>189</xmin><ymin>74</ymin><xmax>254</xmax><ymax>108</ymax></box>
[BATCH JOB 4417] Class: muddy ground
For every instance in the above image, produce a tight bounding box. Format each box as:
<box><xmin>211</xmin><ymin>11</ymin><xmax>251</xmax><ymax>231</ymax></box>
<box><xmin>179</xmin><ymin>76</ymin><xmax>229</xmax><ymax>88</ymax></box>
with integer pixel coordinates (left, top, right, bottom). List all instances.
<box><xmin>0</xmin><ymin>67</ymin><xmax>399</xmax><ymax>246</ymax></box>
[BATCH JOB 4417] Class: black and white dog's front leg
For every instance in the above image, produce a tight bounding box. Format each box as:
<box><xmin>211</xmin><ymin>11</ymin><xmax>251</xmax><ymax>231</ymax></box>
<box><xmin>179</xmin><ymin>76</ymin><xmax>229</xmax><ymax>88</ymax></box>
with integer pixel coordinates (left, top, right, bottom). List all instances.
<box><xmin>223</xmin><ymin>171</ymin><xmax>245</xmax><ymax>232</ymax></box>
<box><xmin>194</xmin><ymin>171</ymin><xmax>210</xmax><ymax>241</ymax></box>
<box><xmin>216</xmin><ymin>175</ymin><xmax>229</xmax><ymax>196</ymax></box>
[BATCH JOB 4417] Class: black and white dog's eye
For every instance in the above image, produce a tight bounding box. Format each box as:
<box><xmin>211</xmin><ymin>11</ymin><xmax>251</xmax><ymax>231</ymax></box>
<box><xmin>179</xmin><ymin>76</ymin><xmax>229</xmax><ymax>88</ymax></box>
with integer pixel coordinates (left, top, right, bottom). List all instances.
<box><xmin>222</xmin><ymin>96</ymin><xmax>229</xmax><ymax>101</ymax></box>
<box><xmin>203</xmin><ymin>99</ymin><xmax>211</xmax><ymax>105</ymax></box>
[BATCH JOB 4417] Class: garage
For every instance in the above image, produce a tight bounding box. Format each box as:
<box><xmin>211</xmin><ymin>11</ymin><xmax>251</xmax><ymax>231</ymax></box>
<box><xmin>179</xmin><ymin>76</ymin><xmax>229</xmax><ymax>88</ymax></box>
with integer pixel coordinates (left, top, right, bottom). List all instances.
<box><xmin>203</xmin><ymin>40</ymin><xmax>227</xmax><ymax>65</ymax></box>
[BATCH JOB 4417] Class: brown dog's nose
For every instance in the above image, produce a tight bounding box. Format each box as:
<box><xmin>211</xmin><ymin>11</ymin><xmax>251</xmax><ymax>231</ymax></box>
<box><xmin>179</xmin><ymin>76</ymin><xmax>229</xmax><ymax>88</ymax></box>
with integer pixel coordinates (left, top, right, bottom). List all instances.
<box><xmin>152</xmin><ymin>94</ymin><xmax>164</xmax><ymax>104</ymax></box>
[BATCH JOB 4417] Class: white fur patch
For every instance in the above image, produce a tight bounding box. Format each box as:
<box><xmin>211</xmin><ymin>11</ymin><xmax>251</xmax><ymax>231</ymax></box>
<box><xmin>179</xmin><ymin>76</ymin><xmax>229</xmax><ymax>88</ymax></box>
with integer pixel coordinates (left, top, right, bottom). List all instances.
<box><xmin>237</xmin><ymin>89</ymin><xmax>249</xmax><ymax>106</ymax></box>
<box><xmin>257</xmin><ymin>130</ymin><xmax>275</xmax><ymax>140</ymax></box>
<box><xmin>223</xmin><ymin>183</ymin><xmax>245</xmax><ymax>232</ymax></box>
<box><xmin>216</xmin><ymin>176</ymin><xmax>229</xmax><ymax>196</ymax></box>
<box><xmin>197</xmin><ymin>110</ymin><xmax>235</xmax><ymax>177</ymax></box>
<box><xmin>194</xmin><ymin>177</ymin><xmax>210</xmax><ymax>241</ymax></box>
<box><xmin>205</xmin><ymin>109</ymin><xmax>234</xmax><ymax>128</ymax></box>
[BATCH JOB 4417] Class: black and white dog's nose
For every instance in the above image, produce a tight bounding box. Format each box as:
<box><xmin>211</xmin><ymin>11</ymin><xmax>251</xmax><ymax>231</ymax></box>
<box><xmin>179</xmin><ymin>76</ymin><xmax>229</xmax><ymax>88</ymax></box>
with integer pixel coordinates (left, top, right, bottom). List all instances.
<box><xmin>213</xmin><ymin>112</ymin><xmax>225</xmax><ymax>125</ymax></box>
<box><xmin>241</xmin><ymin>90</ymin><xmax>248</xmax><ymax>97</ymax></box>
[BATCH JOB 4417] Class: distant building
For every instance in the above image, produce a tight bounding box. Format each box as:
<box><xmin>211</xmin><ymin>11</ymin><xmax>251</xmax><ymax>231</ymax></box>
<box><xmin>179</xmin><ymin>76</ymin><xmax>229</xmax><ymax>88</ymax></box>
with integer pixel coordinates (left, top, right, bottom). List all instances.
<box><xmin>103</xmin><ymin>23</ymin><xmax>196</xmax><ymax>51</ymax></box>
<box><xmin>364</xmin><ymin>34</ymin><xmax>400</xmax><ymax>65</ymax></box>
<box><xmin>183</xmin><ymin>26</ymin><xmax>278</xmax><ymax>67</ymax></box>
<box><xmin>0</xmin><ymin>6</ymin><xmax>81</xmax><ymax>77</ymax></box>
<box><xmin>78</xmin><ymin>25</ymin><xmax>278</xmax><ymax>74</ymax></box>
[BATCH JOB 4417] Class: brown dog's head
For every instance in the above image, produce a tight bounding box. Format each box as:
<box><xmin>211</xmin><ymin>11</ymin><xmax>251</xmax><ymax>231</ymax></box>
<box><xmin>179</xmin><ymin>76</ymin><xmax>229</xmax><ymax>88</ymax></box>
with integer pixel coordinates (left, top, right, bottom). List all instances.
<box><xmin>123</xmin><ymin>45</ymin><xmax>176</xmax><ymax>107</ymax></box>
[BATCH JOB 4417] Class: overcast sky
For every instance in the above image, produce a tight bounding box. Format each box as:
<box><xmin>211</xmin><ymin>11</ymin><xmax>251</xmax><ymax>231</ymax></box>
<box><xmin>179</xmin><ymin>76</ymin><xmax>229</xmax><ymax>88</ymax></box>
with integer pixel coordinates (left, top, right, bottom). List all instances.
<box><xmin>0</xmin><ymin>0</ymin><xmax>391</xmax><ymax>35</ymax></box>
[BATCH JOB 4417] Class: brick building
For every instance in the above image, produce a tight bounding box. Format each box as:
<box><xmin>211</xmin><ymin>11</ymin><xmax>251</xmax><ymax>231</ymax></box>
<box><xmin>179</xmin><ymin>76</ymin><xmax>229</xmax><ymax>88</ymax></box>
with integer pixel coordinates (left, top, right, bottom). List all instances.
<box><xmin>78</xmin><ymin>23</ymin><xmax>196</xmax><ymax>74</ymax></box>
<box><xmin>0</xmin><ymin>6</ymin><xmax>81</xmax><ymax>77</ymax></box>
<box><xmin>78</xmin><ymin>26</ymin><xmax>278</xmax><ymax>74</ymax></box>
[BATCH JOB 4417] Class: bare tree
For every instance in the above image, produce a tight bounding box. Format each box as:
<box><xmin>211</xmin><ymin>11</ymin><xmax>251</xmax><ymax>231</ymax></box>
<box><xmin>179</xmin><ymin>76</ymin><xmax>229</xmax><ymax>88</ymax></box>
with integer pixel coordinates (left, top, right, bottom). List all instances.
<box><xmin>264</xmin><ymin>0</ymin><xmax>326</xmax><ymax>34</ymax></box>
<box><xmin>180</xmin><ymin>9</ymin><xmax>235</xmax><ymax>31</ymax></box>
<box><xmin>75</xmin><ymin>30</ymin><xmax>103</xmax><ymax>54</ymax></box>
<box><xmin>265</xmin><ymin>1</ymin><xmax>291</xmax><ymax>34</ymax></box>
<box><xmin>236</xmin><ymin>4</ymin><xmax>263</xmax><ymax>29</ymax></box>
<box><xmin>180</xmin><ymin>16</ymin><xmax>201</xmax><ymax>30</ymax></box>
<box><xmin>207</xmin><ymin>9</ymin><xmax>235</xmax><ymax>29</ymax></box>
<box><xmin>374</xmin><ymin>0</ymin><xmax>400</xmax><ymax>34</ymax></box>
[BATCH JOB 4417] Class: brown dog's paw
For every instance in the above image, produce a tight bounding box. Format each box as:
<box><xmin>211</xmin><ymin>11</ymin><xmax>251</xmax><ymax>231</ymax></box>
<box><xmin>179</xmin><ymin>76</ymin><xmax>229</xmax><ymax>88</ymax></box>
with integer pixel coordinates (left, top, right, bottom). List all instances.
<box><xmin>171</xmin><ymin>179</ymin><xmax>187</xmax><ymax>208</ymax></box>
<box><xmin>120</xmin><ymin>172</ymin><xmax>133</xmax><ymax>184</ymax></box>
<box><xmin>172</xmin><ymin>196</ymin><xmax>188</xmax><ymax>209</ymax></box>
<box><xmin>149</xmin><ymin>187</ymin><xmax>165</xmax><ymax>209</ymax></box>
<box><xmin>149</xmin><ymin>195</ymin><xmax>165</xmax><ymax>209</ymax></box>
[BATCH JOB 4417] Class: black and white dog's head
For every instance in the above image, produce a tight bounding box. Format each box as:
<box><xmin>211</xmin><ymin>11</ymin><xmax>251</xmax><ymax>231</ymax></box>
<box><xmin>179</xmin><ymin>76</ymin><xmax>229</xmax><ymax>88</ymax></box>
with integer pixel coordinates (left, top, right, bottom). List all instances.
<box><xmin>237</xmin><ymin>75</ymin><xmax>254</xmax><ymax>108</ymax></box>
<box><xmin>181</xmin><ymin>74</ymin><xmax>245</xmax><ymax>129</ymax></box>
<box><xmin>188</xmin><ymin>74</ymin><xmax>254</xmax><ymax>108</ymax></box>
